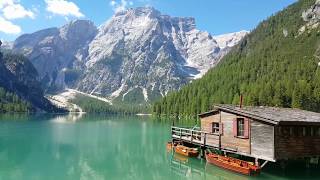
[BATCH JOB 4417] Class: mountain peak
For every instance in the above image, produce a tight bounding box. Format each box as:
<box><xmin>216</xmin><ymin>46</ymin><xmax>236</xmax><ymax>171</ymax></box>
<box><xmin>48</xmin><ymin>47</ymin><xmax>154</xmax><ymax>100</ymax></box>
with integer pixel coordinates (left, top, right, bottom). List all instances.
<box><xmin>59</xmin><ymin>19</ymin><xmax>97</xmax><ymax>40</ymax></box>
<box><xmin>62</xmin><ymin>19</ymin><xmax>95</xmax><ymax>29</ymax></box>
<box><xmin>101</xmin><ymin>6</ymin><xmax>196</xmax><ymax>34</ymax></box>
<box><xmin>115</xmin><ymin>6</ymin><xmax>160</xmax><ymax>18</ymax></box>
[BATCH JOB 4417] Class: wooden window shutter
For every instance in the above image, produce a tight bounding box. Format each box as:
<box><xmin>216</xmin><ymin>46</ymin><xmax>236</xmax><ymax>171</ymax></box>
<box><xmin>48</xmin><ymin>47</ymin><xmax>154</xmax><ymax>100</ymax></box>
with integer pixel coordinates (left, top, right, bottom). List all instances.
<box><xmin>233</xmin><ymin>119</ymin><xmax>237</xmax><ymax>137</ymax></box>
<box><xmin>220</xmin><ymin>123</ymin><xmax>224</xmax><ymax>135</ymax></box>
<box><xmin>244</xmin><ymin>118</ymin><xmax>249</xmax><ymax>138</ymax></box>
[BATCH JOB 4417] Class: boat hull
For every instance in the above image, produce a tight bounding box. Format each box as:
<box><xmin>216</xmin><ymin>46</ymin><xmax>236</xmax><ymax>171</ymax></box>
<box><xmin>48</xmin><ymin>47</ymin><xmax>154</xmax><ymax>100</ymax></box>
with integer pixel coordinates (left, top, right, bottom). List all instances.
<box><xmin>206</xmin><ymin>153</ymin><xmax>260</xmax><ymax>176</ymax></box>
<box><xmin>174</xmin><ymin>145</ymin><xmax>199</xmax><ymax>157</ymax></box>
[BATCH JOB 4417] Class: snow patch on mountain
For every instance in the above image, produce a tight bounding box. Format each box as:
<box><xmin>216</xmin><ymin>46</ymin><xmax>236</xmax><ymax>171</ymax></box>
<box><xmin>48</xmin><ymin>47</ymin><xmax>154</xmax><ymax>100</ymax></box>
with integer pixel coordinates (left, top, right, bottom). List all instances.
<box><xmin>142</xmin><ymin>87</ymin><xmax>148</xmax><ymax>102</ymax></box>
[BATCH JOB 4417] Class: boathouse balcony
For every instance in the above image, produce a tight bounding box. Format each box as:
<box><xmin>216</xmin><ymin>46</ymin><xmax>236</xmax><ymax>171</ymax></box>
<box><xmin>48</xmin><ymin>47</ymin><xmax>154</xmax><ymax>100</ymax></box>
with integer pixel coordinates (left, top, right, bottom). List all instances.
<box><xmin>171</xmin><ymin>126</ymin><xmax>219</xmax><ymax>147</ymax></box>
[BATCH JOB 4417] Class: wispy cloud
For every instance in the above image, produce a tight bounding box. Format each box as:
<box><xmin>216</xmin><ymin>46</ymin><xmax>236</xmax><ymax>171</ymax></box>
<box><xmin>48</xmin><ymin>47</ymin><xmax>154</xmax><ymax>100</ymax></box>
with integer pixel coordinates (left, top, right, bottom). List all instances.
<box><xmin>110</xmin><ymin>0</ymin><xmax>133</xmax><ymax>13</ymax></box>
<box><xmin>0</xmin><ymin>0</ymin><xmax>35</xmax><ymax>34</ymax></box>
<box><xmin>45</xmin><ymin>0</ymin><xmax>84</xmax><ymax>18</ymax></box>
<box><xmin>0</xmin><ymin>17</ymin><xmax>21</xmax><ymax>34</ymax></box>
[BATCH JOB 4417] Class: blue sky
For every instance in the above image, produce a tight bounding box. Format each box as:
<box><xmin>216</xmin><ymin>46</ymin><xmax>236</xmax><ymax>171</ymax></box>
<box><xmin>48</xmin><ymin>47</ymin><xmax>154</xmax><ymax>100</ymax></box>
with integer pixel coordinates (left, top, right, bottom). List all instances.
<box><xmin>0</xmin><ymin>0</ymin><xmax>297</xmax><ymax>41</ymax></box>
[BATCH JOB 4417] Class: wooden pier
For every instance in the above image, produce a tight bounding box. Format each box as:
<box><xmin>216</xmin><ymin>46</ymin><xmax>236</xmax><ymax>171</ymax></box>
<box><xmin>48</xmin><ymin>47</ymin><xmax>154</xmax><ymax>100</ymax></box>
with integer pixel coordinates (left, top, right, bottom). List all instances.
<box><xmin>171</xmin><ymin>126</ymin><xmax>218</xmax><ymax>148</ymax></box>
<box><xmin>171</xmin><ymin>126</ymin><xmax>250</xmax><ymax>156</ymax></box>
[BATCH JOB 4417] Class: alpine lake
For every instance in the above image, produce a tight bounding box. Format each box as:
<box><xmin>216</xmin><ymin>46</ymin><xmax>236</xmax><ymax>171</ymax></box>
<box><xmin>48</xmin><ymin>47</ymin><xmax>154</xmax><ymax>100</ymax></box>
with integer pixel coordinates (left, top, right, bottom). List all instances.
<box><xmin>0</xmin><ymin>113</ymin><xmax>319</xmax><ymax>180</ymax></box>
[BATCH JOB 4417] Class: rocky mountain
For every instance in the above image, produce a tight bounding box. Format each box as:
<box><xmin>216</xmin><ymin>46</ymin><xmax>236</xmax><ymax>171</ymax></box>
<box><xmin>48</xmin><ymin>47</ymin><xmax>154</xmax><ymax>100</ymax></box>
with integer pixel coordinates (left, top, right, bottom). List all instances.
<box><xmin>154</xmin><ymin>0</ymin><xmax>320</xmax><ymax>116</ymax></box>
<box><xmin>13</xmin><ymin>20</ymin><xmax>97</xmax><ymax>92</ymax></box>
<box><xmin>12</xmin><ymin>7</ymin><xmax>247</xmax><ymax>105</ymax></box>
<box><xmin>0</xmin><ymin>46</ymin><xmax>63</xmax><ymax>112</ymax></box>
<box><xmin>1</xmin><ymin>41</ymin><xmax>13</xmax><ymax>50</ymax></box>
<box><xmin>213</xmin><ymin>30</ymin><xmax>249</xmax><ymax>49</ymax></box>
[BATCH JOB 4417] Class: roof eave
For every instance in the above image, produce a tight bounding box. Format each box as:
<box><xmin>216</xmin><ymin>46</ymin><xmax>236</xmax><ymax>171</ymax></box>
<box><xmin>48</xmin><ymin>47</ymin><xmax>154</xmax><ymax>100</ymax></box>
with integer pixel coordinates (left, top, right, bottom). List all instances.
<box><xmin>214</xmin><ymin>105</ymin><xmax>279</xmax><ymax>125</ymax></box>
<box><xmin>198</xmin><ymin>109</ymin><xmax>219</xmax><ymax>118</ymax></box>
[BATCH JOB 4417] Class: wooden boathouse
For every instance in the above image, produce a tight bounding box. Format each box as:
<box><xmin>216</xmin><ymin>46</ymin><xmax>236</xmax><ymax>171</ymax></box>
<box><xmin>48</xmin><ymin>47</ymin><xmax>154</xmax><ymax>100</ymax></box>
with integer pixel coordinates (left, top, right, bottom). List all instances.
<box><xmin>171</xmin><ymin>104</ymin><xmax>320</xmax><ymax>166</ymax></box>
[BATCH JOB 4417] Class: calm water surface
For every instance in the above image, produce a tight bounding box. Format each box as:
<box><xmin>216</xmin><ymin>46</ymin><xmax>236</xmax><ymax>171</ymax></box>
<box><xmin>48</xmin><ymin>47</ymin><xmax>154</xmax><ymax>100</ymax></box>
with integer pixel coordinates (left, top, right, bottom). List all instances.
<box><xmin>0</xmin><ymin>113</ymin><xmax>319</xmax><ymax>180</ymax></box>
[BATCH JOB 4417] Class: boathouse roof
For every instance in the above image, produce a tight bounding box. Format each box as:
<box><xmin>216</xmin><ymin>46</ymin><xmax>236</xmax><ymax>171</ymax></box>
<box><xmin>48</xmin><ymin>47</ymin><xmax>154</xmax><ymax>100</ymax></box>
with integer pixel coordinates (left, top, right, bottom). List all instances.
<box><xmin>199</xmin><ymin>105</ymin><xmax>320</xmax><ymax>125</ymax></box>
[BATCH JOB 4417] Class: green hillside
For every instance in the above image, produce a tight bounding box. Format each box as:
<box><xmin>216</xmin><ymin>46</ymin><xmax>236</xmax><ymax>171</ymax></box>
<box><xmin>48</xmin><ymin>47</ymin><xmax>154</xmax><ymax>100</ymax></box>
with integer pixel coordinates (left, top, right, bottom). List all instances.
<box><xmin>0</xmin><ymin>50</ymin><xmax>64</xmax><ymax>113</ymax></box>
<box><xmin>153</xmin><ymin>0</ymin><xmax>320</xmax><ymax>117</ymax></box>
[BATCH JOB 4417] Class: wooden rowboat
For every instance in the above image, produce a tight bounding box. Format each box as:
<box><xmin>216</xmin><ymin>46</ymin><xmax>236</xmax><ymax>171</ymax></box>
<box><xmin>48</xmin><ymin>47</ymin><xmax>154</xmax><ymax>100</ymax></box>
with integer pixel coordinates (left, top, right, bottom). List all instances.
<box><xmin>205</xmin><ymin>152</ymin><xmax>260</xmax><ymax>175</ymax></box>
<box><xmin>174</xmin><ymin>145</ymin><xmax>199</xmax><ymax>157</ymax></box>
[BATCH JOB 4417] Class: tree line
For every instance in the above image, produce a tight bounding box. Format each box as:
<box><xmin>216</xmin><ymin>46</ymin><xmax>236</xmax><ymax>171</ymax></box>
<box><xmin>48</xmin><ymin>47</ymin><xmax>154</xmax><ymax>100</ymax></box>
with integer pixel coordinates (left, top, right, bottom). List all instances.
<box><xmin>0</xmin><ymin>88</ymin><xmax>32</xmax><ymax>112</ymax></box>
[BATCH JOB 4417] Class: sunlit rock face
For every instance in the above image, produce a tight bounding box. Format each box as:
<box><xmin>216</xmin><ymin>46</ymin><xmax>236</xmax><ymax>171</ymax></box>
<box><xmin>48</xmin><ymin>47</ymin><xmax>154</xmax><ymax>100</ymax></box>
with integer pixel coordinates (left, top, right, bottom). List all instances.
<box><xmin>12</xmin><ymin>7</ymin><xmax>247</xmax><ymax>103</ymax></box>
<box><xmin>13</xmin><ymin>20</ymin><xmax>98</xmax><ymax>92</ymax></box>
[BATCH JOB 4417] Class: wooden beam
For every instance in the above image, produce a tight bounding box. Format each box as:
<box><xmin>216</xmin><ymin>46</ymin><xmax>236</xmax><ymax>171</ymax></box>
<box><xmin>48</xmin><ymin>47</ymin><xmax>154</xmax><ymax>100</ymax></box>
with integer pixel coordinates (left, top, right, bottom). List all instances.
<box><xmin>260</xmin><ymin>160</ymin><xmax>269</xmax><ymax>169</ymax></box>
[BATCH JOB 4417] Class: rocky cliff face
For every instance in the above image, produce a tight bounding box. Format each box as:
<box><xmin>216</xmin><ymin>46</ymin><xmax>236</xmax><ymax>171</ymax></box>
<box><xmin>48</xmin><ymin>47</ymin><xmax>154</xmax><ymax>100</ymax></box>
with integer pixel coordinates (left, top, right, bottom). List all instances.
<box><xmin>12</xmin><ymin>7</ymin><xmax>247</xmax><ymax>104</ymax></box>
<box><xmin>13</xmin><ymin>20</ymin><xmax>97</xmax><ymax>92</ymax></box>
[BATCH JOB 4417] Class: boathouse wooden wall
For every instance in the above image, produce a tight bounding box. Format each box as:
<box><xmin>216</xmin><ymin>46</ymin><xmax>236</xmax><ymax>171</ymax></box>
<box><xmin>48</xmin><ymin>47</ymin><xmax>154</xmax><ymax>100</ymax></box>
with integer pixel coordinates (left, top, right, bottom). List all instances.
<box><xmin>201</xmin><ymin>113</ymin><xmax>220</xmax><ymax>146</ymax></box>
<box><xmin>200</xmin><ymin>111</ymin><xmax>276</xmax><ymax>161</ymax></box>
<box><xmin>250</xmin><ymin>120</ymin><xmax>275</xmax><ymax>161</ymax></box>
<box><xmin>274</xmin><ymin>126</ymin><xmax>320</xmax><ymax>160</ymax></box>
<box><xmin>220</xmin><ymin>111</ymin><xmax>250</xmax><ymax>154</ymax></box>
<box><xmin>200</xmin><ymin>111</ymin><xmax>251</xmax><ymax>155</ymax></box>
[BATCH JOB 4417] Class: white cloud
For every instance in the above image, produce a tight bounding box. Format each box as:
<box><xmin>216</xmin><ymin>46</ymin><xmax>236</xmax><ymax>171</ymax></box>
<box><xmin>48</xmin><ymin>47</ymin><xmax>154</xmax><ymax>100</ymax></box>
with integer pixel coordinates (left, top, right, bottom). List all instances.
<box><xmin>0</xmin><ymin>0</ymin><xmax>13</xmax><ymax>9</ymax></box>
<box><xmin>45</xmin><ymin>0</ymin><xmax>84</xmax><ymax>18</ymax></box>
<box><xmin>2</xmin><ymin>3</ymin><xmax>35</xmax><ymax>19</ymax></box>
<box><xmin>0</xmin><ymin>0</ymin><xmax>36</xmax><ymax>34</ymax></box>
<box><xmin>0</xmin><ymin>16</ymin><xmax>21</xmax><ymax>34</ymax></box>
<box><xmin>110</xmin><ymin>0</ymin><xmax>133</xmax><ymax>13</ymax></box>
<box><xmin>0</xmin><ymin>0</ymin><xmax>35</xmax><ymax>20</ymax></box>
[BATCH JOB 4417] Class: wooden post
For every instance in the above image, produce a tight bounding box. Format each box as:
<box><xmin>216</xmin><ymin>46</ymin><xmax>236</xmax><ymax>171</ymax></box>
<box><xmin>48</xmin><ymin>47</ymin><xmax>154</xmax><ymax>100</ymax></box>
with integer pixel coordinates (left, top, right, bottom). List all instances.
<box><xmin>204</xmin><ymin>133</ymin><xmax>207</xmax><ymax>146</ymax></box>
<box><xmin>171</xmin><ymin>127</ymin><xmax>173</xmax><ymax>137</ymax></box>
<box><xmin>240</xmin><ymin>94</ymin><xmax>243</xmax><ymax>108</ymax></box>
<box><xmin>191</xmin><ymin>130</ymin><xmax>193</xmax><ymax>142</ymax></box>
<box><xmin>201</xmin><ymin>146</ymin><xmax>206</xmax><ymax>158</ymax></box>
<box><xmin>219</xmin><ymin>133</ymin><xmax>221</xmax><ymax>150</ymax></box>
<box><xmin>180</xmin><ymin>128</ymin><xmax>182</xmax><ymax>140</ymax></box>
<box><xmin>260</xmin><ymin>160</ymin><xmax>269</xmax><ymax>169</ymax></box>
<box><xmin>255</xmin><ymin>158</ymin><xmax>259</xmax><ymax>166</ymax></box>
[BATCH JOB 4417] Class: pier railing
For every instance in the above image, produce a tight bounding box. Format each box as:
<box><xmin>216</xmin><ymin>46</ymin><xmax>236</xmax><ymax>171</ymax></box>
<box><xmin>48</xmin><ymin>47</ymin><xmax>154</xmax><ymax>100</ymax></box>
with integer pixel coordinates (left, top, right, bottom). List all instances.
<box><xmin>171</xmin><ymin>126</ymin><xmax>219</xmax><ymax>147</ymax></box>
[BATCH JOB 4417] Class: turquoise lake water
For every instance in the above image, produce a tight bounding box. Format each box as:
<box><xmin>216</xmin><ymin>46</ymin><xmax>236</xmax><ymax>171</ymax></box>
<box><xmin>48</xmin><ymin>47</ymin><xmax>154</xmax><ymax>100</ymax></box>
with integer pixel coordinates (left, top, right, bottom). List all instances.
<box><xmin>0</xmin><ymin>113</ymin><xmax>319</xmax><ymax>180</ymax></box>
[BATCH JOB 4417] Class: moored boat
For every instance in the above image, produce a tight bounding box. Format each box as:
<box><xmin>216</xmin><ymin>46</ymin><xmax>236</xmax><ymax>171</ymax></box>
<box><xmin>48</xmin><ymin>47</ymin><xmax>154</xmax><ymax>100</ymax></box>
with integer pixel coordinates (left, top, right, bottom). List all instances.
<box><xmin>174</xmin><ymin>145</ymin><xmax>199</xmax><ymax>157</ymax></box>
<box><xmin>205</xmin><ymin>152</ymin><xmax>260</xmax><ymax>175</ymax></box>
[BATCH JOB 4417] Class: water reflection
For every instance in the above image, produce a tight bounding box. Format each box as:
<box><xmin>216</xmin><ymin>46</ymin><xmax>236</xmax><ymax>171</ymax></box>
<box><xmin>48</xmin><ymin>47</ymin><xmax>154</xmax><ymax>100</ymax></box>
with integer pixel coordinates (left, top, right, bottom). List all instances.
<box><xmin>49</xmin><ymin>113</ymin><xmax>84</xmax><ymax>123</ymax></box>
<box><xmin>167</xmin><ymin>151</ymin><xmax>249</xmax><ymax>180</ymax></box>
<box><xmin>0</xmin><ymin>114</ymin><xmax>319</xmax><ymax>180</ymax></box>
<box><xmin>168</xmin><ymin>153</ymin><xmax>205</xmax><ymax>178</ymax></box>
<box><xmin>0</xmin><ymin>114</ymin><xmax>173</xmax><ymax>179</ymax></box>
